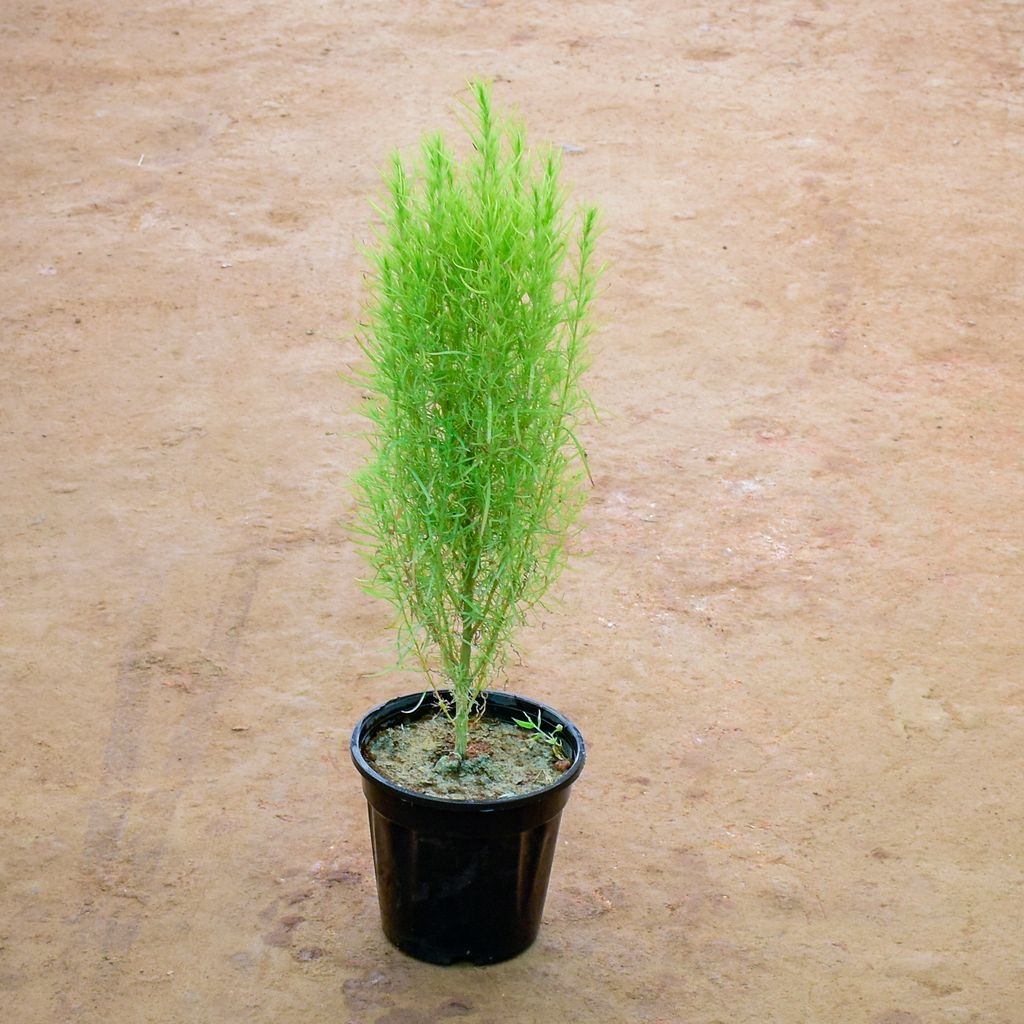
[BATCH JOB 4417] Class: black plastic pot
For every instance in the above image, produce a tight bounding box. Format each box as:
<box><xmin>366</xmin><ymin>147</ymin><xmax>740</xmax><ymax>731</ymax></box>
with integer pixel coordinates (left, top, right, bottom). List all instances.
<box><xmin>350</xmin><ymin>690</ymin><xmax>586</xmax><ymax>965</ymax></box>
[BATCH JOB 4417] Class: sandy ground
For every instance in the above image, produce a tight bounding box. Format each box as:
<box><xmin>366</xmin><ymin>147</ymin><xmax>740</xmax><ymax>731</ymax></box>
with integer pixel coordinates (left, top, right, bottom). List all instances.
<box><xmin>3</xmin><ymin>1</ymin><xmax>1023</xmax><ymax>1021</ymax></box>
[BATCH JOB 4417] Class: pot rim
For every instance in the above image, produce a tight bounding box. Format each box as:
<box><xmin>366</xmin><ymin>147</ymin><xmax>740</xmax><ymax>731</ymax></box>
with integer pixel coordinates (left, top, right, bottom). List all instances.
<box><xmin>350</xmin><ymin>689</ymin><xmax>586</xmax><ymax>812</ymax></box>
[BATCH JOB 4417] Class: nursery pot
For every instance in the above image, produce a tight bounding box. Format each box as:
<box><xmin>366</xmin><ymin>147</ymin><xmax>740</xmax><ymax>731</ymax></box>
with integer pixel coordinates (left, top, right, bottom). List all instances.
<box><xmin>350</xmin><ymin>690</ymin><xmax>586</xmax><ymax>965</ymax></box>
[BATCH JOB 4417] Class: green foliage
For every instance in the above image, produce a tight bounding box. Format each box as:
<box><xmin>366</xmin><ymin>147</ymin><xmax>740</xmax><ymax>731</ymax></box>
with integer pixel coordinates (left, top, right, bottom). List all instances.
<box><xmin>354</xmin><ymin>81</ymin><xmax>599</xmax><ymax>760</ymax></box>
<box><xmin>512</xmin><ymin>710</ymin><xmax>567</xmax><ymax>761</ymax></box>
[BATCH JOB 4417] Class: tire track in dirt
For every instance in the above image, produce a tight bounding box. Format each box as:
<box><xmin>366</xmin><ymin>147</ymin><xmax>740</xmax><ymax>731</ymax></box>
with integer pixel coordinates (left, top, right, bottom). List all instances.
<box><xmin>796</xmin><ymin>173</ymin><xmax>860</xmax><ymax>376</ymax></box>
<box><xmin>57</xmin><ymin>552</ymin><xmax>263</xmax><ymax>1019</ymax></box>
<box><xmin>78</xmin><ymin>612</ymin><xmax>163</xmax><ymax>908</ymax></box>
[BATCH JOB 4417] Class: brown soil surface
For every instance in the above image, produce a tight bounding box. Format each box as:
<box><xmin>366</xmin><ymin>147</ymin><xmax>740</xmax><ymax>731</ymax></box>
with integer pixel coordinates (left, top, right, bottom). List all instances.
<box><xmin>3</xmin><ymin>2</ymin><xmax>1022</xmax><ymax>1022</ymax></box>
<box><xmin>365</xmin><ymin>712</ymin><xmax>566</xmax><ymax>801</ymax></box>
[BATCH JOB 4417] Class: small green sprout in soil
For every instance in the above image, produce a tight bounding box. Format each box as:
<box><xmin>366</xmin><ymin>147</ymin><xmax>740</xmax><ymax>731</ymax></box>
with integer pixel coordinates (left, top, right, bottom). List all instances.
<box><xmin>512</xmin><ymin>709</ymin><xmax>567</xmax><ymax>760</ymax></box>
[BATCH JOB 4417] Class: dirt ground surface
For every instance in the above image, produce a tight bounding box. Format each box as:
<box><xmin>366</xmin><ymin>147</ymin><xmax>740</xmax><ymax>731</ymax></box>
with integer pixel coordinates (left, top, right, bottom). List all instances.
<box><xmin>3</xmin><ymin>1</ymin><xmax>1022</xmax><ymax>1021</ymax></box>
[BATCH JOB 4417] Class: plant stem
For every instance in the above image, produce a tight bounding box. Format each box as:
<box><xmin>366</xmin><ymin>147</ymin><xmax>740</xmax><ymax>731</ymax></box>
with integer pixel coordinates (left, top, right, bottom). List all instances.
<box><xmin>454</xmin><ymin>559</ymin><xmax>477</xmax><ymax>759</ymax></box>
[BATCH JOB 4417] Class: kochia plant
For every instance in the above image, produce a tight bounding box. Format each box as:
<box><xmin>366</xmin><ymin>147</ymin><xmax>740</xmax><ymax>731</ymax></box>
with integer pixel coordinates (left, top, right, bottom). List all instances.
<box><xmin>355</xmin><ymin>82</ymin><xmax>598</xmax><ymax>761</ymax></box>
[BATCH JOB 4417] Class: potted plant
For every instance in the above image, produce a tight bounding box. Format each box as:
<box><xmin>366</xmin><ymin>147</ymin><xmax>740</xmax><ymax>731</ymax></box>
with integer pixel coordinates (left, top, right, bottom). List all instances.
<box><xmin>349</xmin><ymin>81</ymin><xmax>599</xmax><ymax>965</ymax></box>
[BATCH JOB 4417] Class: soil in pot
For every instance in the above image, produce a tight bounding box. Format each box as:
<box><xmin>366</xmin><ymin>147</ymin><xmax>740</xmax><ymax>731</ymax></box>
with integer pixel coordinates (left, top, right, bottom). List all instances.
<box><xmin>365</xmin><ymin>712</ymin><xmax>570</xmax><ymax>800</ymax></box>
